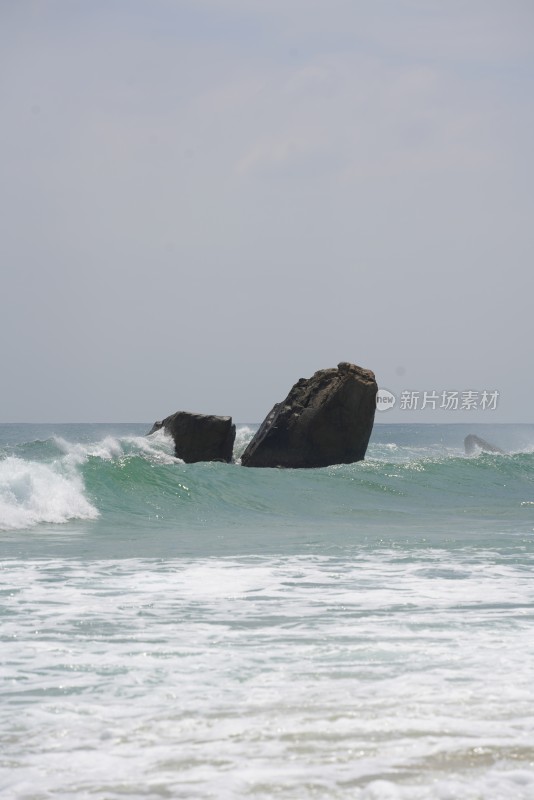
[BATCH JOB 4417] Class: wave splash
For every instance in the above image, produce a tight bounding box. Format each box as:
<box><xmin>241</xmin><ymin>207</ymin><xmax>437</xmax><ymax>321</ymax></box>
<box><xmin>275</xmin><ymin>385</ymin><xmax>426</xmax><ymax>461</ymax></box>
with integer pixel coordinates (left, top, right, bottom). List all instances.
<box><xmin>0</xmin><ymin>457</ymin><xmax>98</xmax><ymax>531</ymax></box>
<box><xmin>54</xmin><ymin>427</ymin><xmax>179</xmax><ymax>467</ymax></box>
<box><xmin>0</xmin><ymin>430</ymin><xmax>179</xmax><ymax>531</ymax></box>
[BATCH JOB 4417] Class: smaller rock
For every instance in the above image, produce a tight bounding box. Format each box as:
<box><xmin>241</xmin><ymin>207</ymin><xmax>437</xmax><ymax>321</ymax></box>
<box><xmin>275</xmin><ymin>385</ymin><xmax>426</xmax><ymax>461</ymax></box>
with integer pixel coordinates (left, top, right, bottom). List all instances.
<box><xmin>148</xmin><ymin>411</ymin><xmax>236</xmax><ymax>463</ymax></box>
<box><xmin>464</xmin><ymin>434</ymin><xmax>504</xmax><ymax>456</ymax></box>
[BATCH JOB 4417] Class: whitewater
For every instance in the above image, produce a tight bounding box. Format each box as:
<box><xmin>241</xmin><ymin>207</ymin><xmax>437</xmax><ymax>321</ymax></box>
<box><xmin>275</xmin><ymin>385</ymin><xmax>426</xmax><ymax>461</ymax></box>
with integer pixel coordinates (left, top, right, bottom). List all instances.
<box><xmin>1</xmin><ymin>422</ymin><xmax>533</xmax><ymax>799</ymax></box>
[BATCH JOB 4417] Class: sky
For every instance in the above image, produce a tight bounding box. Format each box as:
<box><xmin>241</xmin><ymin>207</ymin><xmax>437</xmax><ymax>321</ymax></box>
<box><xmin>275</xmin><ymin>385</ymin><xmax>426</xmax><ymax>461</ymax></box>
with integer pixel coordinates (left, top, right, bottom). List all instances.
<box><xmin>1</xmin><ymin>0</ymin><xmax>533</xmax><ymax>422</ymax></box>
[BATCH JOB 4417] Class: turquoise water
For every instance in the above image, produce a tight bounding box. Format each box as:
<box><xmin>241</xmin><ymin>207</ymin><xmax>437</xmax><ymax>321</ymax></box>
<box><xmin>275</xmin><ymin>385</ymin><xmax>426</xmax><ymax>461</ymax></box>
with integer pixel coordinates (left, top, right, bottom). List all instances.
<box><xmin>1</xmin><ymin>423</ymin><xmax>534</xmax><ymax>798</ymax></box>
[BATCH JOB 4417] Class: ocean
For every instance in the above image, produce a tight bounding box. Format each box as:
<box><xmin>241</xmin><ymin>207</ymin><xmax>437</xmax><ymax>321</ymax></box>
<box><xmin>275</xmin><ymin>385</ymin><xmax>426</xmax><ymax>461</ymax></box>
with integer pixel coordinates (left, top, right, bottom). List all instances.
<box><xmin>1</xmin><ymin>422</ymin><xmax>533</xmax><ymax>799</ymax></box>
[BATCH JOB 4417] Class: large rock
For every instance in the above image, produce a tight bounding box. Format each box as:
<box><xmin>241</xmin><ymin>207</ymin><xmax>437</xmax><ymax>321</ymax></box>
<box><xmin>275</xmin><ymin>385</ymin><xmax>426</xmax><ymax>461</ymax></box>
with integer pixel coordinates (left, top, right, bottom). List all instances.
<box><xmin>241</xmin><ymin>362</ymin><xmax>377</xmax><ymax>468</ymax></box>
<box><xmin>148</xmin><ymin>412</ymin><xmax>236</xmax><ymax>463</ymax></box>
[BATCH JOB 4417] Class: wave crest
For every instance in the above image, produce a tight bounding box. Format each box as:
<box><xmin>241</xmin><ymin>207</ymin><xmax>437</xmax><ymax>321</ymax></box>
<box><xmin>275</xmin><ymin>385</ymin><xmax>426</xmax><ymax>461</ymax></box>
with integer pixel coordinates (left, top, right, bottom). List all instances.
<box><xmin>55</xmin><ymin>429</ymin><xmax>180</xmax><ymax>466</ymax></box>
<box><xmin>0</xmin><ymin>457</ymin><xmax>99</xmax><ymax>531</ymax></box>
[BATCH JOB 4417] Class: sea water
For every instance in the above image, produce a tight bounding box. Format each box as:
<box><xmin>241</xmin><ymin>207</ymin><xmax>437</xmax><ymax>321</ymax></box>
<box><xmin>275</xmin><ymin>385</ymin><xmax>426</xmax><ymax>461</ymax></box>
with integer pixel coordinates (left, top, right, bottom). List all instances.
<box><xmin>1</xmin><ymin>423</ymin><xmax>533</xmax><ymax>799</ymax></box>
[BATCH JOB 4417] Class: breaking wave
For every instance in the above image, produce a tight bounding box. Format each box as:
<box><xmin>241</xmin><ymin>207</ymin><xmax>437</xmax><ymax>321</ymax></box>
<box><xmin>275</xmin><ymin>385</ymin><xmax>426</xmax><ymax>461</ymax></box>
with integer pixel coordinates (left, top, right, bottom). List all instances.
<box><xmin>1</xmin><ymin>425</ymin><xmax>533</xmax><ymax>535</ymax></box>
<box><xmin>0</xmin><ymin>429</ymin><xmax>177</xmax><ymax>531</ymax></box>
<box><xmin>0</xmin><ymin>456</ymin><xmax>98</xmax><ymax>530</ymax></box>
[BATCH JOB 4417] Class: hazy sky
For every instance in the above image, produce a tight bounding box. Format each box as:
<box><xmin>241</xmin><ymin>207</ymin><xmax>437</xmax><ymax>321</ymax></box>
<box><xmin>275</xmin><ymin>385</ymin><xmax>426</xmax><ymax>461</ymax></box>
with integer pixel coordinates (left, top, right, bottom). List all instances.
<box><xmin>1</xmin><ymin>1</ymin><xmax>533</xmax><ymax>422</ymax></box>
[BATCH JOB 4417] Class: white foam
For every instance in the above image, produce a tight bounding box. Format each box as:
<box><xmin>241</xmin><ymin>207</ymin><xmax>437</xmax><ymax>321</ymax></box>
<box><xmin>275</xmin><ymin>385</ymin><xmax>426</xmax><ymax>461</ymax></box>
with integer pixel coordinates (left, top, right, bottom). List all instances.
<box><xmin>125</xmin><ymin>428</ymin><xmax>180</xmax><ymax>464</ymax></box>
<box><xmin>55</xmin><ymin>428</ymin><xmax>180</xmax><ymax>466</ymax></box>
<box><xmin>1</xmin><ymin>555</ymin><xmax>534</xmax><ymax>798</ymax></box>
<box><xmin>0</xmin><ymin>457</ymin><xmax>99</xmax><ymax>531</ymax></box>
<box><xmin>54</xmin><ymin>435</ymin><xmax>124</xmax><ymax>465</ymax></box>
<box><xmin>234</xmin><ymin>425</ymin><xmax>256</xmax><ymax>461</ymax></box>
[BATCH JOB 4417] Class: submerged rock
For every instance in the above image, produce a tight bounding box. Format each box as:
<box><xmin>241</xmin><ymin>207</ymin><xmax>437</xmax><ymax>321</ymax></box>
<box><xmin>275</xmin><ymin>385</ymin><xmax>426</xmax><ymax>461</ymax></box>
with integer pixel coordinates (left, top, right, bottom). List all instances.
<box><xmin>464</xmin><ymin>434</ymin><xmax>505</xmax><ymax>456</ymax></box>
<box><xmin>148</xmin><ymin>412</ymin><xmax>236</xmax><ymax>463</ymax></box>
<box><xmin>241</xmin><ymin>362</ymin><xmax>377</xmax><ymax>468</ymax></box>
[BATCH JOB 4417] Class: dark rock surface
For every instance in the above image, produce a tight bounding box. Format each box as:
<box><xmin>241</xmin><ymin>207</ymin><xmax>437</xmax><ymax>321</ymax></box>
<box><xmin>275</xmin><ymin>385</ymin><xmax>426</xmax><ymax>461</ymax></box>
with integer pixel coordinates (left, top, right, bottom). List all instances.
<box><xmin>241</xmin><ymin>362</ymin><xmax>377</xmax><ymax>468</ymax></box>
<box><xmin>464</xmin><ymin>434</ymin><xmax>505</xmax><ymax>456</ymax></box>
<box><xmin>148</xmin><ymin>412</ymin><xmax>236</xmax><ymax>463</ymax></box>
